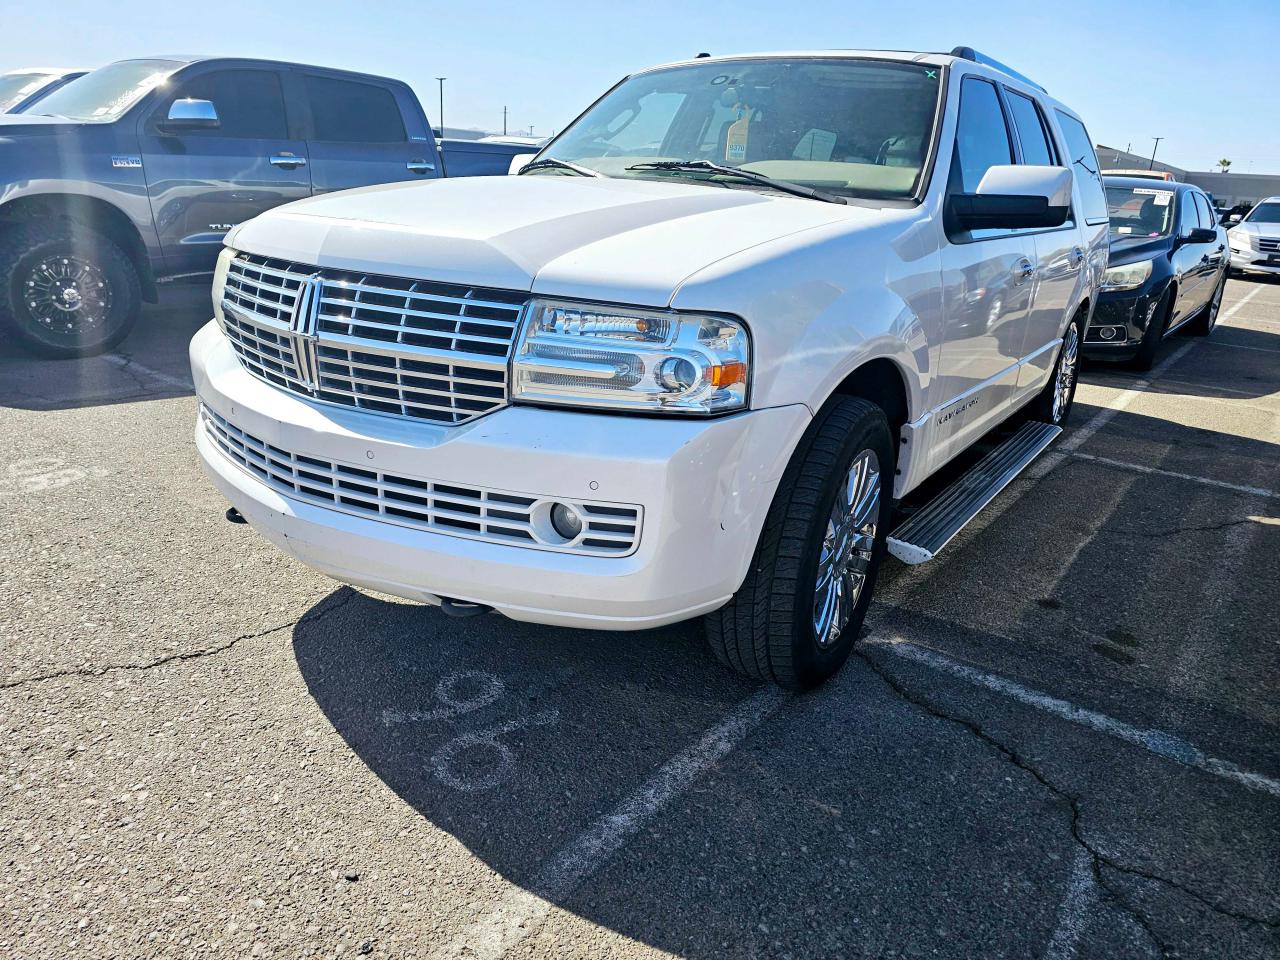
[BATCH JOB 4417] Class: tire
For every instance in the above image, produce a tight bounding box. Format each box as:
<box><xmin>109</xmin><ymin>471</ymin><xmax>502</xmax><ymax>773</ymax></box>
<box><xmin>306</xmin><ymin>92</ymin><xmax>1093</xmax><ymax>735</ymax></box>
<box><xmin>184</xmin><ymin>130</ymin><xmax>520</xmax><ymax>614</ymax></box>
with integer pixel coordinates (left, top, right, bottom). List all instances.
<box><xmin>1026</xmin><ymin>312</ymin><xmax>1083</xmax><ymax>427</ymax></box>
<box><xmin>0</xmin><ymin>221</ymin><xmax>141</xmax><ymax>358</ymax></box>
<box><xmin>704</xmin><ymin>396</ymin><xmax>895</xmax><ymax>690</ymax></box>
<box><xmin>1127</xmin><ymin>287</ymin><xmax>1173</xmax><ymax>372</ymax></box>
<box><xmin>1185</xmin><ymin>272</ymin><xmax>1225</xmax><ymax>337</ymax></box>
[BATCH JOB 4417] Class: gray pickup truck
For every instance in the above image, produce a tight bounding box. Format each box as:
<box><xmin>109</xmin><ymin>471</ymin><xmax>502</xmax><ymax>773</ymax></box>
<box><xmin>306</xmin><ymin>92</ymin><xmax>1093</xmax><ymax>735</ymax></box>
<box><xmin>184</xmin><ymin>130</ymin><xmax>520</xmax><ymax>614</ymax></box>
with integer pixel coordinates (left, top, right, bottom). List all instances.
<box><xmin>0</xmin><ymin>57</ymin><xmax>527</xmax><ymax>357</ymax></box>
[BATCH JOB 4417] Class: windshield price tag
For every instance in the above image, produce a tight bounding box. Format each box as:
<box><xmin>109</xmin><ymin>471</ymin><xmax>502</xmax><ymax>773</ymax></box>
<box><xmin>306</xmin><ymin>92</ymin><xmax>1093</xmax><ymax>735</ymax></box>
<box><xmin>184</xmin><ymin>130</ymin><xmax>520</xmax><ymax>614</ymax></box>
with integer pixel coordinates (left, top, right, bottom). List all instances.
<box><xmin>1134</xmin><ymin>188</ymin><xmax>1174</xmax><ymax>206</ymax></box>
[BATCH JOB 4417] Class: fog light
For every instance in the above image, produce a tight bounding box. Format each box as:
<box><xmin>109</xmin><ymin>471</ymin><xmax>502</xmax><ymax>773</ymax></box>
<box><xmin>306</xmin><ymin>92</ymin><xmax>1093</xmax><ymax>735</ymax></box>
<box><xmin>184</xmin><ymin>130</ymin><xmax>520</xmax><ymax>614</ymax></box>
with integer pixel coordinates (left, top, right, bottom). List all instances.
<box><xmin>1099</xmin><ymin>326</ymin><xmax>1118</xmax><ymax>341</ymax></box>
<box><xmin>550</xmin><ymin>503</ymin><xmax>584</xmax><ymax>540</ymax></box>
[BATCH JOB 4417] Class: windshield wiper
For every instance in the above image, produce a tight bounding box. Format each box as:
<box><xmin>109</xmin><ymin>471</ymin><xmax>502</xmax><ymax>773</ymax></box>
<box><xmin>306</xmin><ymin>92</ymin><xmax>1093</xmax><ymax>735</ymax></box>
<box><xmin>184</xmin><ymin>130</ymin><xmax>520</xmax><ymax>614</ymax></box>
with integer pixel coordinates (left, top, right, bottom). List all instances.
<box><xmin>626</xmin><ymin>160</ymin><xmax>847</xmax><ymax>204</ymax></box>
<box><xmin>517</xmin><ymin>157</ymin><xmax>603</xmax><ymax>178</ymax></box>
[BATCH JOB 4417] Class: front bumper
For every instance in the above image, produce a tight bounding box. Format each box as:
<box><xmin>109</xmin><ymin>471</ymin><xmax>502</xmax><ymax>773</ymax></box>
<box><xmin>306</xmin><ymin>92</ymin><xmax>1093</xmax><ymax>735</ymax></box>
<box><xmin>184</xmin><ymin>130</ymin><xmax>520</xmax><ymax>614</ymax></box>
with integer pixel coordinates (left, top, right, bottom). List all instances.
<box><xmin>191</xmin><ymin>321</ymin><xmax>809</xmax><ymax>630</ymax></box>
<box><xmin>1229</xmin><ymin>247</ymin><xmax>1280</xmax><ymax>275</ymax></box>
<box><xmin>1083</xmin><ymin>286</ymin><xmax>1164</xmax><ymax>358</ymax></box>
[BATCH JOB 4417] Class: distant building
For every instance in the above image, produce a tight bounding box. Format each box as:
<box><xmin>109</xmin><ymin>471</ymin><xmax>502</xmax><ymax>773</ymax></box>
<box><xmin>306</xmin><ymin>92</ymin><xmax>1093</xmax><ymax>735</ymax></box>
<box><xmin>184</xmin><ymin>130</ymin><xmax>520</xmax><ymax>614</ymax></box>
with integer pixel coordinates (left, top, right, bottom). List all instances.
<box><xmin>1096</xmin><ymin>144</ymin><xmax>1280</xmax><ymax>209</ymax></box>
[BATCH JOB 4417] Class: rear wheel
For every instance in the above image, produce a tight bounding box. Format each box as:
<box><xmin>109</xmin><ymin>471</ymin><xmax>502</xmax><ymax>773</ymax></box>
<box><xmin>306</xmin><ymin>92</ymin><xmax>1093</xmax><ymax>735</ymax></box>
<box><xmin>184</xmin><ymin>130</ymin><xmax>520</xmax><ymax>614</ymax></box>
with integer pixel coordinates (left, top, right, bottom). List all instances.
<box><xmin>1127</xmin><ymin>287</ymin><xmax>1173</xmax><ymax>371</ymax></box>
<box><xmin>704</xmin><ymin>396</ymin><xmax>894</xmax><ymax>690</ymax></box>
<box><xmin>0</xmin><ymin>222</ymin><xmax>141</xmax><ymax>358</ymax></box>
<box><xmin>1186</xmin><ymin>272</ymin><xmax>1225</xmax><ymax>336</ymax></box>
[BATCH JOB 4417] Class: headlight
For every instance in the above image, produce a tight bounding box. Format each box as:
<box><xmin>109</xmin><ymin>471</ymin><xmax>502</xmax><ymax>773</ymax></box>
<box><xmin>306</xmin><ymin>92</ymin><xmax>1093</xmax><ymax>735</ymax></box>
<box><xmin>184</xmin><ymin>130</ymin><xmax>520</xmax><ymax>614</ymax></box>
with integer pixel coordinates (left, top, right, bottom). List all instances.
<box><xmin>1229</xmin><ymin>232</ymin><xmax>1252</xmax><ymax>252</ymax></box>
<box><xmin>1100</xmin><ymin>259</ymin><xmax>1153</xmax><ymax>292</ymax></box>
<box><xmin>212</xmin><ymin>246</ymin><xmax>235</xmax><ymax>322</ymax></box>
<box><xmin>511</xmin><ymin>299</ymin><xmax>750</xmax><ymax>414</ymax></box>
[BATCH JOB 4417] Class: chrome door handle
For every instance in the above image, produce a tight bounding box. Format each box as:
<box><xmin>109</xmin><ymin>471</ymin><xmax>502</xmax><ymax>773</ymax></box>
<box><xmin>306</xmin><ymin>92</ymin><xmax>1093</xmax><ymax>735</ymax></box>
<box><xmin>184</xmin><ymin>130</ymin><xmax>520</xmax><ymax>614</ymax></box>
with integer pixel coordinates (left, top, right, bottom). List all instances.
<box><xmin>406</xmin><ymin>160</ymin><xmax>436</xmax><ymax>174</ymax></box>
<box><xmin>1070</xmin><ymin>246</ymin><xmax>1085</xmax><ymax>269</ymax></box>
<box><xmin>1015</xmin><ymin>257</ymin><xmax>1035</xmax><ymax>283</ymax></box>
<box><xmin>270</xmin><ymin>154</ymin><xmax>307</xmax><ymax>168</ymax></box>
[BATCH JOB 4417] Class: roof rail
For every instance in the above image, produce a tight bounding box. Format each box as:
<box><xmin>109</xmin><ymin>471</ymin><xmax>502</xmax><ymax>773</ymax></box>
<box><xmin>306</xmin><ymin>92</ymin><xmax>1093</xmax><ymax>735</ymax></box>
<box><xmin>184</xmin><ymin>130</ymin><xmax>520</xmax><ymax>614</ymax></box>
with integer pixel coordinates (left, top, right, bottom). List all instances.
<box><xmin>949</xmin><ymin>46</ymin><xmax>1046</xmax><ymax>93</ymax></box>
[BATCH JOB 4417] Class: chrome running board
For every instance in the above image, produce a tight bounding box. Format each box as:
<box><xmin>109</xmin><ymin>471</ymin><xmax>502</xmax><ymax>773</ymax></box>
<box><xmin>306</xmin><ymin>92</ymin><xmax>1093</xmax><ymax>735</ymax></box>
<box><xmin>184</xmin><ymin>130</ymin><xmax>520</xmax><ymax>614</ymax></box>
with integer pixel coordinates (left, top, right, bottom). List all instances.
<box><xmin>888</xmin><ymin>421</ymin><xmax>1061</xmax><ymax>564</ymax></box>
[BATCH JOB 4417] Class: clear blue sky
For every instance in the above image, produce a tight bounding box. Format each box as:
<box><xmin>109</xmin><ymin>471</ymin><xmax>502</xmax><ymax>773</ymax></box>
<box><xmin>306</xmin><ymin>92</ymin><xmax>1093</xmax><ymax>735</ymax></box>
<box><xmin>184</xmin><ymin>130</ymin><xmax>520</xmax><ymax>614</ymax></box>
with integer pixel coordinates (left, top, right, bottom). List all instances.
<box><xmin>5</xmin><ymin>0</ymin><xmax>1277</xmax><ymax>174</ymax></box>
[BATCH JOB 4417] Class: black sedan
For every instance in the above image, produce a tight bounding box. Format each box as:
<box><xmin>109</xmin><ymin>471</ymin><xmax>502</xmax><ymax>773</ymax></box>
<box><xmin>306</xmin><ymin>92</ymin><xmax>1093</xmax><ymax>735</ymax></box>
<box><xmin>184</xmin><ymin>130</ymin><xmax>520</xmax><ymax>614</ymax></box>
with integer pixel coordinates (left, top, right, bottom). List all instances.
<box><xmin>1085</xmin><ymin>177</ymin><xmax>1229</xmax><ymax>369</ymax></box>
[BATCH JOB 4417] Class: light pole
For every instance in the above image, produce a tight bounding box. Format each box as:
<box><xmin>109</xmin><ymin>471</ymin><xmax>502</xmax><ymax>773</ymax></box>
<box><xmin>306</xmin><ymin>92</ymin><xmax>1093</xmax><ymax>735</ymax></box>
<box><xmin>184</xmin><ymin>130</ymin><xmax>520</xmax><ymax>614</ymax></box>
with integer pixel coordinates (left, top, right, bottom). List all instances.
<box><xmin>502</xmin><ymin>105</ymin><xmax>507</xmax><ymax>136</ymax></box>
<box><xmin>435</xmin><ymin>77</ymin><xmax>446</xmax><ymax>138</ymax></box>
<box><xmin>1148</xmin><ymin>137</ymin><xmax>1164</xmax><ymax>171</ymax></box>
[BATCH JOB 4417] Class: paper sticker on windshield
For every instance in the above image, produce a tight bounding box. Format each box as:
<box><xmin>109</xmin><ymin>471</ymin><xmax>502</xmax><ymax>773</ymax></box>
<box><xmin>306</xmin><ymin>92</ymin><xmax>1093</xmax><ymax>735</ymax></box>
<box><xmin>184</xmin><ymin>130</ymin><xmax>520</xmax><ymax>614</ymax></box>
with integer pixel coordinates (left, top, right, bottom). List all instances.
<box><xmin>725</xmin><ymin>109</ymin><xmax>750</xmax><ymax>164</ymax></box>
<box><xmin>1134</xmin><ymin>187</ymin><xmax>1173</xmax><ymax>206</ymax></box>
<box><xmin>1117</xmin><ymin>226</ymin><xmax>1133</xmax><ymax>234</ymax></box>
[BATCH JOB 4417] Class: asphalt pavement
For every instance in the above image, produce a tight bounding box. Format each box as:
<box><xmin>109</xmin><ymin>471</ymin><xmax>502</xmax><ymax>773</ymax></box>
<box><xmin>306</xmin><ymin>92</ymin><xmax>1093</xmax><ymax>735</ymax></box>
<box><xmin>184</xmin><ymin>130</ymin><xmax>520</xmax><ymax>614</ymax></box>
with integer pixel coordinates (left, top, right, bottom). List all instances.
<box><xmin>1</xmin><ymin>276</ymin><xmax>1277</xmax><ymax>959</ymax></box>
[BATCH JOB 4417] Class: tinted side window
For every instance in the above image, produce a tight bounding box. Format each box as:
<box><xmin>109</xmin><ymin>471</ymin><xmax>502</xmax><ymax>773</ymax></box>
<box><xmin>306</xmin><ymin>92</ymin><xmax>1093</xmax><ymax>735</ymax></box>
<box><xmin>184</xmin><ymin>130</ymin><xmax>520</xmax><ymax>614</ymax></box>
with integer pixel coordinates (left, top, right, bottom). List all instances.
<box><xmin>1006</xmin><ymin>91</ymin><xmax>1055</xmax><ymax>166</ymax></box>
<box><xmin>163</xmin><ymin>70</ymin><xmax>287</xmax><ymax>139</ymax></box>
<box><xmin>1054</xmin><ymin>111</ymin><xmax>1107</xmax><ymax>223</ymax></box>
<box><xmin>1178</xmin><ymin>192</ymin><xmax>1199</xmax><ymax>234</ymax></box>
<box><xmin>953</xmin><ymin>78</ymin><xmax>1013</xmax><ymax>193</ymax></box>
<box><xmin>305</xmin><ymin>76</ymin><xmax>406</xmax><ymax>143</ymax></box>
<box><xmin>1193</xmin><ymin>192</ymin><xmax>1214</xmax><ymax>229</ymax></box>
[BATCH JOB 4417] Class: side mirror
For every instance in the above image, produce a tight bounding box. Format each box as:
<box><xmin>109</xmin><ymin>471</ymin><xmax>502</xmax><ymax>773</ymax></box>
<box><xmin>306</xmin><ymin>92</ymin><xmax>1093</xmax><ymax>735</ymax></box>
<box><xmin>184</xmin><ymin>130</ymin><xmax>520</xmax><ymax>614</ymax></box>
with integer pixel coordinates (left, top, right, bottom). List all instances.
<box><xmin>1226</xmin><ymin>214</ymin><xmax>1242</xmax><ymax>224</ymax></box>
<box><xmin>161</xmin><ymin>98</ymin><xmax>219</xmax><ymax>132</ymax></box>
<box><xmin>949</xmin><ymin>165</ymin><xmax>1072</xmax><ymax>231</ymax></box>
<box><xmin>1185</xmin><ymin>227</ymin><xmax>1218</xmax><ymax>244</ymax></box>
<box><xmin>508</xmin><ymin>153</ymin><xmax>536</xmax><ymax>175</ymax></box>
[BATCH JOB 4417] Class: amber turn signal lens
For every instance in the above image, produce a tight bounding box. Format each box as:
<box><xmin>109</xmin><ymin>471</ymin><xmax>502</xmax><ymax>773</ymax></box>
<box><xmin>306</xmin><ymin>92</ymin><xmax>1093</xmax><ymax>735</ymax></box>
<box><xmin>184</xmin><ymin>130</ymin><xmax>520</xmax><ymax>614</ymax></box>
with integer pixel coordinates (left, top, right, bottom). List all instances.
<box><xmin>708</xmin><ymin>361</ymin><xmax>748</xmax><ymax>387</ymax></box>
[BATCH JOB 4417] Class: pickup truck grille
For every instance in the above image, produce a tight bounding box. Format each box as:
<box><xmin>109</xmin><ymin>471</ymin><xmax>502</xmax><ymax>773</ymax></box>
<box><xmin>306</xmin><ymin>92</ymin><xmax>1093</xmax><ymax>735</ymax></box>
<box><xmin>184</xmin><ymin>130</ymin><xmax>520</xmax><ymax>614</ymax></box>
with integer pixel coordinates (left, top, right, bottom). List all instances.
<box><xmin>220</xmin><ymin>252</ymin><xmax>526</xmax><ymax>425</ymax></box>
<box><xmin>1257</xmin><ymin>237</ymin><xmax>1280</xmax><ymax>254</ymax></box>
<box><xmin>200</xmin><ymin>405</ymin><xmax>641</xmax><ymax>557</ymax></box>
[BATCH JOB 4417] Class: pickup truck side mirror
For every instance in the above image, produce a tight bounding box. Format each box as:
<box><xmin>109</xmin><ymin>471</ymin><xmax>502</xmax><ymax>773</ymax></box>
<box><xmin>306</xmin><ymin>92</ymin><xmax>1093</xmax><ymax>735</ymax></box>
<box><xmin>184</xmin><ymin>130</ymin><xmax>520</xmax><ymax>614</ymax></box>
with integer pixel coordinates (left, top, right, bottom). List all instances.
<box><xmin>508</xmin><ymin>154</ymin><xmax>536</xmax><ymax>175</ymax></box>
<box><xmin>1183</xmin><ymin>227</ymin><xmax>1219</xmax><ymax>244</ymax></box>
<box><xmin>1226</xmin><ymin>214</ymin><xmax>1242</xmax><ymax>224</ymax></box>
<box><xmin>160</xmin><ymin>98</ymin><xmax>220</xmax><ymax>132</ymax></box>
<box><xmin>949</xmin><ymin>164</ymin><xmax>1072</xmax><ymax>231</ymax></box>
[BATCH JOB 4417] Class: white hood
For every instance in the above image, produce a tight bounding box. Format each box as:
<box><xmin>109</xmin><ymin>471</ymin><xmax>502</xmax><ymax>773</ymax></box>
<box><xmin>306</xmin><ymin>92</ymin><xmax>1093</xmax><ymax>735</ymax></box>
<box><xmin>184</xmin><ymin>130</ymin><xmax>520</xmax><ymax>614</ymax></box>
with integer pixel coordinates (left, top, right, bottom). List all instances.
<box><xmin>228</xmin><ymin>175</ymin><xmax>868</xmax><ymax>305</ymax></box>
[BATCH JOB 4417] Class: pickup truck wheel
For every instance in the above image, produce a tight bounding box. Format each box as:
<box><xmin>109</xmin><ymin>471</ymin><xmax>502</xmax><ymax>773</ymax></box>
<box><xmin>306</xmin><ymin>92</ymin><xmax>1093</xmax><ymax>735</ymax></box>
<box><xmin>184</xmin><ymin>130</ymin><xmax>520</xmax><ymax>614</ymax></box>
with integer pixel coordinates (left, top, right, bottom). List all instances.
<box><xmin>704</xmin><ymin>397</ymin><xmax>894</xmax><ymax>690</ymax></box>
<box><xmin>0</xmin><ymin>222</ymin><xmax>141</xmax><ymax>358</ymax></box>
<box><xmin>1027</xmin><ymin>314</ymin><xmax>1082</xmax><ymax>427</ymax></box>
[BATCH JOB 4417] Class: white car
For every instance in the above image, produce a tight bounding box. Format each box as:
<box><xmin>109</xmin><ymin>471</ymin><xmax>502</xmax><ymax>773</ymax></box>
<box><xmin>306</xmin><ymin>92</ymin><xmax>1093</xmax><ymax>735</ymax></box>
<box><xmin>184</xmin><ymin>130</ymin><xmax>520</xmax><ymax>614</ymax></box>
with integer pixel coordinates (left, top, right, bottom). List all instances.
<box><xmin>192</xmin><ymin>47</ymin><xmax>1105</xmax><ymax>689</ymax></box>
<box><xmin>1227</xmin><ymin>196</ymin><xmax>1280</xmax><ymax>277</ymax></box>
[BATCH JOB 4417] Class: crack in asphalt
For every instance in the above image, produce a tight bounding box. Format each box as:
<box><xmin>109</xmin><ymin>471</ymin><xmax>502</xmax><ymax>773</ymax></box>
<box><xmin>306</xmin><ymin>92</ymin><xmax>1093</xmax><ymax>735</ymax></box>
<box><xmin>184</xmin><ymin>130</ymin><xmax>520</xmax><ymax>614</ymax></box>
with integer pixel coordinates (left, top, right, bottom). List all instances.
<box><xmin>0</xmin><ymin>590</ymin><xmax>355</xmax><ymax>692</ymax></box>
<box><xmin>1110</xmin><ymin>518</ymin><xmax>1263</xmax><ymax>539</ymax></box>
<box><xmin>855</xmin><ymin>649</ymin><xmax>1280</xmax><ymax>958</ymax></box>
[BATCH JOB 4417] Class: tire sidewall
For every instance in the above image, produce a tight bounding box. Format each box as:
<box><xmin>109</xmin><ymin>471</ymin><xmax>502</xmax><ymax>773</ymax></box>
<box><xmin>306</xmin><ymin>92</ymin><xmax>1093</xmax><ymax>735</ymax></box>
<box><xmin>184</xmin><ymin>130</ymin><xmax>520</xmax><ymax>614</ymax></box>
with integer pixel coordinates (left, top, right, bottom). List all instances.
<box><xmin>2</xmin><ymin>227</ymin><xmax>139</xmax><ymax>358</ymax></box>
<box><xmin>786</xmin><ymin>404</ymin><xmax>895</xmax><ymax>688</ymax></box>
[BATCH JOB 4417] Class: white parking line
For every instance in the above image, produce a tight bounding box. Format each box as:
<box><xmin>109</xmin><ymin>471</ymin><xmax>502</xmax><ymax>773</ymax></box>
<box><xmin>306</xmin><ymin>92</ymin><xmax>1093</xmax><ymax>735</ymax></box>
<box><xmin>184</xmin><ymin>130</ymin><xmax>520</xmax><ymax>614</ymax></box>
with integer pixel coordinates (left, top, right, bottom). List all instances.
<box><xmin>101</xmin><ymin>353</ymin><xmax>194</xmax><ymax>391</ymax></box>
<box><xmin>1043</xmin><ymin>849</ymin><xmax>1098</xmax><ymax>960</ymax></box>
<box><xmin>431</xmin><ymin>686</ymin><xmax>788</xmax><ymax>959</ymax></box>
<box><xmin>1067</xmin><ymin>451</ymin><xmax>1280</xmax><ymax>500</ymax></box>
<box><xmin>869</xmin><ymin>637</ymin><xmax>1280</xmax><ymax>800</ymax></box>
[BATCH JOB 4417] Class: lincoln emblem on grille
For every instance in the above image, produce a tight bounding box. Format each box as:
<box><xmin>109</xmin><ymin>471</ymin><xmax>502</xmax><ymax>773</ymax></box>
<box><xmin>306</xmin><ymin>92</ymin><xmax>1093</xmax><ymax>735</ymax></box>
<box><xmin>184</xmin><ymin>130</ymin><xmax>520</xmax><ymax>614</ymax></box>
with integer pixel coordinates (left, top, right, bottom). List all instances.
<box><xmin>289</xmin><ymin>274</ymin><xmax>324</xmax><ymax>392</ymax></box>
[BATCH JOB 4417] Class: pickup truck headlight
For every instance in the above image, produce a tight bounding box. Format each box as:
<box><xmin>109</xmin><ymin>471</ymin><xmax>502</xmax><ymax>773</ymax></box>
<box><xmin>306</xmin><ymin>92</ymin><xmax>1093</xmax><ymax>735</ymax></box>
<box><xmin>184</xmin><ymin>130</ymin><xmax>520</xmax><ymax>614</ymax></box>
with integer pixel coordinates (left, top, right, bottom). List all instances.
<box><xmin>511</xmin><ymin>299</ymin><xmax>750</xmax><ymax>414</ymax></box>
<box><xmin>1100</xmin><ymin>259</ymin><xmax>1153</xmax><ymax>292</ymax></box>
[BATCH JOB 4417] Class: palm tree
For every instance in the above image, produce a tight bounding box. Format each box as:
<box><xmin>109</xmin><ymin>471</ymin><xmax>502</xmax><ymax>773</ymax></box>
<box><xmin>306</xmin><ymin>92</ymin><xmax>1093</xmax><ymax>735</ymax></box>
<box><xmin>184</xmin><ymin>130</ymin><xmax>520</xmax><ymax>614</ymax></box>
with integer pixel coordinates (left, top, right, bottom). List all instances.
<box><xmin>1218</xmin><ymin>158</ymin><xmax>1232</xmax><ymax>173</ymax></box>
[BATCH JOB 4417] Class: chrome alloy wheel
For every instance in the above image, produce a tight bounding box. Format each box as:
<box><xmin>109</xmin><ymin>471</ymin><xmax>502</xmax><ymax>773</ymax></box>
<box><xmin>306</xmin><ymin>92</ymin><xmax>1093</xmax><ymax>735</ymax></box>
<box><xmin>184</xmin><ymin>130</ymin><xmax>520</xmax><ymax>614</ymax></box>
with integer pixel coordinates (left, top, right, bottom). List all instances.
<box><xmin>25</xmin><ymin>255</ymin><xmax>111</xmax><ymax>338</ymax></box>
<box><xmin>813</xmin><ymin>449</ymin><xmax>881</xmax><ymax>648</ymax></box>
<box><xmin>1207</xmin><ymin>277</ymin><xmax>1224</xmax><ymax>330</ymax></box>
<box><xmin>1052</xmin><ymin>323</ymin><xmax>1079</xmax><ymax>423</ymax></box>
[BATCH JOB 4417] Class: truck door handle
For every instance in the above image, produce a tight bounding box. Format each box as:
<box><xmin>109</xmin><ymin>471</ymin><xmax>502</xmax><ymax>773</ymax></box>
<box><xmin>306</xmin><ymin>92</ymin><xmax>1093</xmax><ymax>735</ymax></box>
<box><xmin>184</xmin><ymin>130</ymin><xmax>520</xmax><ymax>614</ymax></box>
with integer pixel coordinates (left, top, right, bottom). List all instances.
<box><xmin>1070</xmin><ymin>246</ymin><xmax>1085</xmax><ymax>269</ymax></box>
<box><xmin>270</xmin><ymin>154</ymin><xmax>307</xmax><ymax>168</ymax></box>
<box><xmin>1014</xmin><ymin>257</ymin><xmax>1035</xmax><ymax>283</ymax></box>
<box><xmin>406</xmin><ymin>160</ymin><xmax>436</xmax><ymax>174</ymax></box>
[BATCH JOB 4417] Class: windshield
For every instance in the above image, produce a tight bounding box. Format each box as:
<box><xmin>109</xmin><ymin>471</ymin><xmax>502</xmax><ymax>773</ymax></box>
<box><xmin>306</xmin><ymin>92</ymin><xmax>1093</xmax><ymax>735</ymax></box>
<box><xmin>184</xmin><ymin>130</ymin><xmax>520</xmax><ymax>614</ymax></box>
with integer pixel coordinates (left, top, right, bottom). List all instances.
<box><xmin>0</xmin><ymin>72</ymin><xmax>56</xmax><ymax>111</ymax></box>
<box><xmin>535</xmin><ymin>57</ymin><xmax>943</xmax><ymax>200</ymax></box>
<box><xmin>24</xmin><ymin>59</ymin><xmax>183</xmax><ymax>122</ymax></box>
<box><xmin>1245</xmin><ymin>202</ymin><xmax>1280</xmax><ymax>224</ymax></box>
<box><xmin>1105</xmin><ymin>184</ymin><xmax>1175</xmax><ymax>237</ymax></box>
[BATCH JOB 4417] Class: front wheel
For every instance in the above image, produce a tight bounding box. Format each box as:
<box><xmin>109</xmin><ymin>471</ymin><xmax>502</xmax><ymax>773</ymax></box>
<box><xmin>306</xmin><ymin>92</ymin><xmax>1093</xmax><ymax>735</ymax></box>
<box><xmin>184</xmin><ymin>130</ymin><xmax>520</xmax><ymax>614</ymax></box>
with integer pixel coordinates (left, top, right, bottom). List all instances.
<box><xmin>0</xmin><ymin>222</ymin><xmax>141</xmax><ymax>358</ymax></box>
<box><xmin>1186</xmin><ymin>272</ymin><xmax>1225</xmax><ymax>337</ymax></box>
<box><xmin>1027</xmin><ymin>314</ymin><xmax>1082</xmax><ymax>427</ymax></box>
<box><xmin>704</xmin><ymin>396</ymin><xmax>895</xmax><ymax>690</ymax></box>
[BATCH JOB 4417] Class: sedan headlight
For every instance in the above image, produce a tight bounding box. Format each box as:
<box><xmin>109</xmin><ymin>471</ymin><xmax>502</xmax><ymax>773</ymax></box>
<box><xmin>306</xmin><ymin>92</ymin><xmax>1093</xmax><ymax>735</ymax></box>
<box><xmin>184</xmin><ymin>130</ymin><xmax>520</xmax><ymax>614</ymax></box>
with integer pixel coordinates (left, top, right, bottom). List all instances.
<box><xmin>1100</xmin><ymin>259</ymin><xmax>1153</xmax><ymax>292</ymax></box>
<box><xmin>511</xmin><ymin>299</ymin><xmax>749</xmax><ymax>414</ymax></box>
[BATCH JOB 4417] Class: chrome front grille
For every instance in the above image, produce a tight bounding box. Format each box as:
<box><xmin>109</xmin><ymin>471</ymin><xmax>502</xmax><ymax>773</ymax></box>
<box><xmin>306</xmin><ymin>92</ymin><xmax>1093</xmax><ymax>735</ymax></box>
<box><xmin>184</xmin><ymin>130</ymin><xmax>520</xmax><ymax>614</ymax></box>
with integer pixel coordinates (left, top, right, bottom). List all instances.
<box><xmin>220</xmin><ymin>253</ymin><xmax>526</xmax><ymax>425</ymax></box>
<box><xmin>1257</xmin><ymin>236</ymin><xmax>1280</xmax><ymax>254</ymax></box>
<box><xmin>201</xmin><ymin>405</ymin><xmax>642</xmax><ymax>557</ymax></box>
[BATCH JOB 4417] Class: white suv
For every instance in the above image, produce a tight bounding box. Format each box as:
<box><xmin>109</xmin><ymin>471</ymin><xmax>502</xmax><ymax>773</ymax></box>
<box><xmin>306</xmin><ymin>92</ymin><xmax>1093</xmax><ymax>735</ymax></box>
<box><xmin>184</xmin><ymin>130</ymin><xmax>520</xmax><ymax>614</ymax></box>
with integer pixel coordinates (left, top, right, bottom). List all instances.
<box><xmin>1228</xmin><ymin>196</ymin><xmax>1280</xmax><ymax>277</ymax></box>
<box><xmin>191</xmin><ymin>48</ymin><xmax>1105</xmax><ymax>689</ymax></box>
